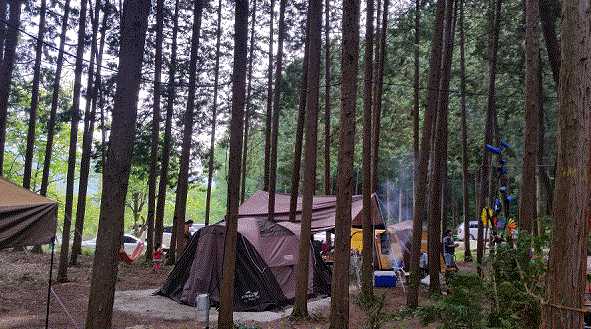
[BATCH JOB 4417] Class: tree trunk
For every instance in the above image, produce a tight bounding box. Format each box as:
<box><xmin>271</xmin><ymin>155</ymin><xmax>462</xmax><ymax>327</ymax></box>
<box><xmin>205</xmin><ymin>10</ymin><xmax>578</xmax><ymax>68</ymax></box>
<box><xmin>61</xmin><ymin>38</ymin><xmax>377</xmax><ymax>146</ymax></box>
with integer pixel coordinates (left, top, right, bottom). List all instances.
<box><xmin>0</xmin><ymin>0</ymin><xmax>7</xmax><ymax>65</ymax></box>
<box><xmin>539</xmin><ymin>0</ymin><xmax>560</xmax><ymax>86</ymax></box>
<box><xmin>22</xmin><ymin>0</ymin><xmax>47</xmax><ymax>189</ymax></box>
<box><xmin>459</xmin><ymin>0</ymin><xmax>472</xmax><ymax>261</ymax></box>
<box><xmin>288</xmin><ymin>12</ymin><xmax>311</xmax><ymax>222</ymax></box>
<box><xmin>292</xmin><ymin>0</ymin><xmax>322</xmax><ymax>317</ymax></box>
<box><xmin>427</xmin><ymin>0</ymin><xmax>455</xmax><ymax>294</ymax></box>
<box><xmin>542</xmin><ymin>1</ymin><xmax>590</xmax><ymax>325</ymax></box>
<box><xmin>360</xmin><ymin>0</ymin><xmax>375</xmax><ymax>300</ymax></box>
<box><xmin>536</xmin><ymin>59</ymin><xmax>552</xmax><ymax>222</ymax></box>
<box><xmin>407</xmin><ymin>0</ymin><xmax>446</xmax><ymax>308</ymax></box>
<box><xmin>217</xmin><ymin>0</ymin><xmax>248</xmax><ymax>326</ymax></box>
<box><xmin>57</xmin><ymin>0</ymin><xmax>87</xmax><ymax>283</ymax></box>
<box><xmin>205</xmin><ymin>0</ymin><xmax>223</xmax><ymax>225</ymax></box>
<box><xmin>476</xmin><ymin>0</ymin><xmax>501</xmax><ymax>274</ymax></box>
<box><xmin>518</xmin><ymin>0</ymin><xmax>539</xmax><ymax>235</ymax></box>
<box><xmin>146</xmin><ymin>0</ymin><xmax>164</xmax><ymax>261</ymax></box>
<box><xmin>267</xmin><ymin>0</ymin><xmax>287</xmax><ymax>220</ymax></box>
<box><xmin>263</xmin><ymin>0</ymin><xmax>275</xmax><ymax>192</ymax></box>
<box><xmin>155</xmin><ymin>0</ymin><xmax>179</xmax><ymax>251</ymax></box>
<box><xmin>323</xmin><ymin>0</ymin><xmax>331</xmax><ymax>195</ymax></box>
<box><xmin>173</xmin><ymin>0</ymin><xmax>204</xmax><ymax>261</ymax></box>
<box><xmin>370</xmin><ymin>0</ymin><xmax>389</xmax><ymax>194</ymax></box>
<box><xmin>0</xmin><ymin>0</ymin><xmax>22</xmax><ymax>176</ymax></box>
<box><xmin>328</xmin><ymin>0</ymin><xmax>359</xmax><ymax>326</ymax></box>
<box><xmin>240</xmin><ymin>0</ymin><xmax>257</xmax><ymax>203</ymax></box>
<box><xmin>412</xmin><ymin>0</ymin><xmax>420</xmax><ymax>201</ymax></box>
<box><xmin>71</xmin><ymin>0</ymin><xmax>106</xmax><ymax>265</ymax></box>
<box><xmin>40</xmin><ymin>0</ymin><xmax>71</xmax><ymax>196</ymax></box>
<box><xmin>84</xmin><ymin>0</ymin><xmax>150</xmax><ymax>326</ymax></box>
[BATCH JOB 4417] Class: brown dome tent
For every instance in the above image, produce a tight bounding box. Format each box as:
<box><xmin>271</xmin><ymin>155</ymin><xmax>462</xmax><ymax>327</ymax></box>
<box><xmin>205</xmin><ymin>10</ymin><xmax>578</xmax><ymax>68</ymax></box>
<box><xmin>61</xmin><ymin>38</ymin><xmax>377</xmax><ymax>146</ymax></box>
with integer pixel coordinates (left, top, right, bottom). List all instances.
<box><xmin>156</xmin><ymin>191</ymin><xmax>385</xmax><ymax>311</ymax></box>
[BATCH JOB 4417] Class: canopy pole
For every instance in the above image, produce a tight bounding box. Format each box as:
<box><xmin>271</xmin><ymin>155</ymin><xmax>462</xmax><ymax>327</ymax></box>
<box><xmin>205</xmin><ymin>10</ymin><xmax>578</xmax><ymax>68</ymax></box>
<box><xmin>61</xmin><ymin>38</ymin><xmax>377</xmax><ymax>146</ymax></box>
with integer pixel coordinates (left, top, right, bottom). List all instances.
<box><xmin>45</xmin><ymin>237</ymin><xmax>55</xmax><ymax>329</ymax></box>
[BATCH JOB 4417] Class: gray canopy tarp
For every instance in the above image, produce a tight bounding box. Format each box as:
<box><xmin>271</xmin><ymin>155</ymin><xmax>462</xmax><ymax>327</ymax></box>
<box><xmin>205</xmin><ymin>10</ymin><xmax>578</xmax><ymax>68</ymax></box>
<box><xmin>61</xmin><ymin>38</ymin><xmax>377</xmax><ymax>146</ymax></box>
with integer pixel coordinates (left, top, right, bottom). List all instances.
<box><xmin>0</xmin><ymin>176</ymin><xmax>58</xmax><ymax>249</ymax></box>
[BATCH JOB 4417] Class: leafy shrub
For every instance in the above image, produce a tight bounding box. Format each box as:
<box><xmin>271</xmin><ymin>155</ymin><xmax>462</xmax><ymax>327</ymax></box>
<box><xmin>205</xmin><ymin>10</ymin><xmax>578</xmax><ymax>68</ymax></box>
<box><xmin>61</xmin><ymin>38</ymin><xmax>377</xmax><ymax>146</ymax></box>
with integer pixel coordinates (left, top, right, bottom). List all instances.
<box><xmin>418</xmin><ymin>234</ymin><xmax>545</xmax><ymax>329</ymax></box>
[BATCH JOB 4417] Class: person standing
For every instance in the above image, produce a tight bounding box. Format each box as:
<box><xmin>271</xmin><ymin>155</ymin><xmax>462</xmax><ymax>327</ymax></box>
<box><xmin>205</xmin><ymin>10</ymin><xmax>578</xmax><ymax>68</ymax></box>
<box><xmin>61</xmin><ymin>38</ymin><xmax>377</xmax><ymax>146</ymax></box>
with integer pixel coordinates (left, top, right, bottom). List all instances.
<box><xmin>443</xmin><ymin>229</ymin><xmax>458</xmax><ymax>268</ymax></box>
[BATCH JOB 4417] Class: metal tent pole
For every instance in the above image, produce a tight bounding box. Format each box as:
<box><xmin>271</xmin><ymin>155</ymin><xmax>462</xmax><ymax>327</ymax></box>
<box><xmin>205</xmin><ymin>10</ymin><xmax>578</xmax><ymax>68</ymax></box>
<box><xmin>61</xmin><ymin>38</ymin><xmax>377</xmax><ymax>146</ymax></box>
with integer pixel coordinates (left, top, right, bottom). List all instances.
<box><xmin>45</xmin><ymin>237</ymin><xmax>55</xmax><ymax>329</ymax></box>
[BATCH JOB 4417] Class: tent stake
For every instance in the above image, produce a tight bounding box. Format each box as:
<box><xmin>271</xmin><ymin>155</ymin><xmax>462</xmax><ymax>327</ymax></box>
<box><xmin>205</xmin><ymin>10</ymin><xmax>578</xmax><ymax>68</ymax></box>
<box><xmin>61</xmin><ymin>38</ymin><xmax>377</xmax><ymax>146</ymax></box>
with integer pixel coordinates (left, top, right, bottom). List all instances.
<box><xmin>45</xmin><ymin>237</ymin><xmax>55</xmax><ymax>329</ymax></box>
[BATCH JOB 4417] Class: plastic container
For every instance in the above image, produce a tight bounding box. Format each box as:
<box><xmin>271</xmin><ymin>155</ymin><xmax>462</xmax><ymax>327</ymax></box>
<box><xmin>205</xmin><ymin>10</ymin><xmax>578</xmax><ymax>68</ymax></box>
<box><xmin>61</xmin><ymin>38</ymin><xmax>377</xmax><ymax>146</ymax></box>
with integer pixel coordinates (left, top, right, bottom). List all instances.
<box><xmin>195</xmin><ymin>294</ymin><xmax>210</xmax><ymax>327</ymax></box>
<box><xmin>374</xmin><ymin>270</ymin><xmax>397</xmax><ymax>288</ymax></box>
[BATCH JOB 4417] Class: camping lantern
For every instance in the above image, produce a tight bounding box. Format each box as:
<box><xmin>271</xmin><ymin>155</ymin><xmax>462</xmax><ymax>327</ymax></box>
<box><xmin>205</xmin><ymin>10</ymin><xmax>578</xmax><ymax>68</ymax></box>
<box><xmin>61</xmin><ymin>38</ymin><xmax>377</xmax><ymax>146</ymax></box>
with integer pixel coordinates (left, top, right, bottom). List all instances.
<box><xmin>195</xmin><ymin>294</ymin><xmax>210</xmax><ymax>328</ymax></box>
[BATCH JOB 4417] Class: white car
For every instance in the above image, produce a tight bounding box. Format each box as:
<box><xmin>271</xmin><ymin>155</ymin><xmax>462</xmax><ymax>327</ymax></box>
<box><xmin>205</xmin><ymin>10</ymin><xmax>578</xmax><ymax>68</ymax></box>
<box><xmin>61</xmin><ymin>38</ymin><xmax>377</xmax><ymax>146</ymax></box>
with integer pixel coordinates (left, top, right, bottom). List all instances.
<box><xmin>140</xmin><ymin>226</ymin><xmax>172</xmax><ymax>250</ymax></box>
<box><xmin>456</xmin><ymin>221</ymin><xmax>490</xmax><ymax>241</ymax></box>
<box><xmin>81</xmin><ymin>234</ymin><xmax>144</xmax><ymax>255</ymax></box>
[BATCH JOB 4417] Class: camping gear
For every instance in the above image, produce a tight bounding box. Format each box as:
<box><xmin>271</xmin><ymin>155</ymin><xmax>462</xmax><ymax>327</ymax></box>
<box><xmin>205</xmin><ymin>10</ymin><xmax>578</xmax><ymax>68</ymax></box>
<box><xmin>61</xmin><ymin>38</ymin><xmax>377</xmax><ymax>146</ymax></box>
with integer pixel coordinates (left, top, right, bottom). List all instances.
<box><xmin>0</xmin><ymin>176</ymin><xmax>58</xmax><ymax>329</ymax></box>
<box><xmin>157</xmin><ymin>191</ymin><xmax>385</xmax><ymax>311</ymax></box>
<box><xmin>350</xmin><ymin>228</ymin><xmax>391</xmax><ymax>270</ymax></box>
<box><xmin>195</xmin><ymin>294</ymin><xmax>210</xmax><ymax>328</ymax></box>
<box><xmin>157</xmin><ymin>224</ymin><xmax>321</xmax><ymax>311</ymax></box>
<box><xmin>0</xmin><ymin>176</ymin><xmax>58</xmax><ymax>249</ymax></box>
<box><xmin>374</xmin><ymin>270</ymin><xmax>397</xmax><ymax>288</ymax></box>
<box><xmin>118</xmin><ymin>241</ymin><xmax>145</xmax><ymax>264</ymax></box>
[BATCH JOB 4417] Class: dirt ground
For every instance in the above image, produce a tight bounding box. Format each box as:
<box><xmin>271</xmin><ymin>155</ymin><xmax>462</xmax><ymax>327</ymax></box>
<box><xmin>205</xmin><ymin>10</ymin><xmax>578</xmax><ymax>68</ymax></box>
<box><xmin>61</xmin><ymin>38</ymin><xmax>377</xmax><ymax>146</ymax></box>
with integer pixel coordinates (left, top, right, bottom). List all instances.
<box><xmin>0</xmin><ymin>249</ymin><xmax>452</xmax><ymax>329</ymax></box>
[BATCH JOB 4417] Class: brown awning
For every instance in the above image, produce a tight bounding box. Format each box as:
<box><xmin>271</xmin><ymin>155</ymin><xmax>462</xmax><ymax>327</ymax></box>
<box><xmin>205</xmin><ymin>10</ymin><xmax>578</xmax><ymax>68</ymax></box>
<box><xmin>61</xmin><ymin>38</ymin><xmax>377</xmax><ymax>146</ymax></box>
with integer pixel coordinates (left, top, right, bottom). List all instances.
<box><xmin>0</xmin><ymin>177</ymin><xmax>58</xmax><ymax>249</ymax></box>
<box><xmin>238</xmin><ymin>191</ymin><xmax>385</xmax><ymax>231</ymax></box>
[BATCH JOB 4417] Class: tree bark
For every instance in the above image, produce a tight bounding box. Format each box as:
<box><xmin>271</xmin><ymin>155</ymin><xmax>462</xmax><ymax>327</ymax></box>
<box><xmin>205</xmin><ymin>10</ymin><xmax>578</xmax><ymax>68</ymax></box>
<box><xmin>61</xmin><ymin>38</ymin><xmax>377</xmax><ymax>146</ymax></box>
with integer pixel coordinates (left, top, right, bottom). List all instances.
<box><xmin>22</xmin><ymin>0</ymin><xmax>47</xmax><ymax>189</ymax></box>
<box><xmin>84</xmin><ymin>0</ymin><xmax>150</xmax><ymax>326</ymax></box>
<box><xmin>0</xmin><ymin>0</ymin><xmax>7</xmax><ymax>65</ymax></box>
<box><xmin>0</xmin><ymin>0</ymin><xmax>22</xmax><ymax>176</ymax></box>
<box><xmin>173</xmin><ymin>0</ymin><xmax>204</xmax><ymax>260</ymax></box>
<box><xmin>288</xmin><ymin>12</ymin><xmax>310</xmax><ymax>222</ymax></box>
<box><xmin>323</xmin><ymin>0</ymin><xmax>331</xmax><ymax>195</ymax></box>
<box><xmin>407</xmin><ymin>0</ymin><xmax>446</xmax><ymax>308</ymax></box>
<box><xmin>267</xmin><ymin>0</ymin><xmax>287</xmax><ymax>220</ymax></box>
<box><xmin>292</xmin><ymin>0</ymin><xmax>322</xmax><ymax>317</ymax></box>
<box><xmin>71</xmin><ymin>0</ymin><xmax>107</xmax><ymax>265</ymax></box>
<box><xmin>240</xmin><ymin>0</ymin><xmax>257</xmax><ymax>203</ymax></box>
<box><xmin>146</xmin><ymin>0</ymin><xmax>164</xmax><ymax>261</ymax></box>
<box><xmin>427</xmin><ymin>0</ymin><xmax>455</xmax><ymax>293</ymax></box>
<box><xmin>40</xmin><ymin>0</ymin><xmax>71</xmax><ymax>196</ymax></box>
<box><xmin>412</xmin><ymin>0</ymin><xmax>420</xmax><ymax>201</ymax></box>
<box><xmin>155</xmin><ymin>0</ymin><xmax>179</xmax><ymax>251</ymax></box>
<box><xmin>205</xmin><ymin>0</ymin><xmax>223</xmax><ymax>225</ymax></box>
<box><xmin>542</xmin><ymin>0</ymin><xmax>590</xmax><ymax>325</ymax></box>
<box><xmin>263</xmin><ymin>0</ymin><xmax>275</xmax><ymax>192</ymax></box>
<box><xmin>536</xmin><ymin>59</ymin><xmax>552</xmax><ymax>222</ymax></box>
<box><xmin>476</xmin><ymin>0</ymin><xmax>501</xmax><ymax>274</ymax></box>
<box><xmin>459</xmin><ymin>0</ymin><xmax>471</xmax><ymax>261</ymax></box>
<box><xmin>328</xmin><ymin>0</ymin><xmax>359</xmax><ymax>326</ymax></box>
<box><xmin>57</xmin><ymin>0</ymin><xmax>87</xmax><ymax>282</ymax></box>
<box><xmin>539</xmin><ymin>0</ymin><xmax>560</xmax><ymax>86</ymax></box>
<box><xmin>360</xmin><ymin>0</ymin><xmax>375</xmax><ymax>300</ymax></box>
<box><xmin>518</xmin><ymin>0</ymin><xmax>539</xmax><ymax>235</ymax></box>
<box><xmin>370</xmin><ymin>0</ymin><xmax>389</xmax><ymax>194</ymax></box>
<box><xmin>217</xmin><ymin>0</ymin><xmax>248</xmax><ymax>326</ymax></box>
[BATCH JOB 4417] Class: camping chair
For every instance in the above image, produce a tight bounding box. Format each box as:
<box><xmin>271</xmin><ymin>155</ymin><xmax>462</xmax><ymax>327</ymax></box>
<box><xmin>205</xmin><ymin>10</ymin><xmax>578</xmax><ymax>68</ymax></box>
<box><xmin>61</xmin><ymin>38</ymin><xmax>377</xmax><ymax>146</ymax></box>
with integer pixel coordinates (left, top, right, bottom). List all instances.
<box><xmin>119</xmin><ymin>241</ymin><xmax>145</xmax><ymax>264</ymax></box>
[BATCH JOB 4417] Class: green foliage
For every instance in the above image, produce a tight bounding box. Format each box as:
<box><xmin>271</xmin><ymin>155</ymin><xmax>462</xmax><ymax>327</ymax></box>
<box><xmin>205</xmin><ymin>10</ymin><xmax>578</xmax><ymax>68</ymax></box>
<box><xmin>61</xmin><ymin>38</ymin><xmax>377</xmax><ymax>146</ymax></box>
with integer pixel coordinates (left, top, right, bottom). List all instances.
<box><xmin>419</xmin><ymin>236</ymin><xmax>545</xmax><ymax>329</ymax></box>
<box><xmin>356</xmin><ymin>293</ymin><xmax>394</xmax><ymax>329</ymax></box>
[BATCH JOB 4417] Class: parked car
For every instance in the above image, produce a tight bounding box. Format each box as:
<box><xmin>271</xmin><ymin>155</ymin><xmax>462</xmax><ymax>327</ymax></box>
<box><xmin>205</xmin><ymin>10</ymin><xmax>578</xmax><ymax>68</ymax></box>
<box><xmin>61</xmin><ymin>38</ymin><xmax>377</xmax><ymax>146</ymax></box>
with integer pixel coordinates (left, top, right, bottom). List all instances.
<box><xmin>456</xmin><ymin>221</ymin><xmax>490</xmax><ymax>240</ymax></box>
<box><xmin>140</xmin><ymin>226</ymin><xmax>172</xmax><ymax>250</ymax></box>
<box><xmin>81</xmin><ymin>234</ymin><xmax>144</xmax><ymax>255</ymax></box>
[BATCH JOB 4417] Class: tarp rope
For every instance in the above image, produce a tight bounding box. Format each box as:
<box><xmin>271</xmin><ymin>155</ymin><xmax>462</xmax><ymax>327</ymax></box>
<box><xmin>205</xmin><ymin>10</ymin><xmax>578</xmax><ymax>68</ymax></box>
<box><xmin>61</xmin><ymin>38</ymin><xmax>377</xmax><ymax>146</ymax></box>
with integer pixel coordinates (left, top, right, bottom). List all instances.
<box><xmin>51</xmin><ymin>287</ymin><xmax>81</xmax><ymax>329</ymax></box>
<box><xmin>23</xmin><ymin>239</ymin><xmax>80</xmax><ymax>329</ymax></box>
